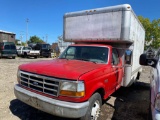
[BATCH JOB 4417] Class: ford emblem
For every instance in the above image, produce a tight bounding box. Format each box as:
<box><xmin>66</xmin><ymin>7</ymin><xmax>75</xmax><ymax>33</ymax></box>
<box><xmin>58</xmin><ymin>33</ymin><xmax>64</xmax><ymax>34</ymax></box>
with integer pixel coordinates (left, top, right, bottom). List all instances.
<box><xmin>33</xmin><ymin>81</ymin><xmax>38</xmax><ymax>86</ymax></box>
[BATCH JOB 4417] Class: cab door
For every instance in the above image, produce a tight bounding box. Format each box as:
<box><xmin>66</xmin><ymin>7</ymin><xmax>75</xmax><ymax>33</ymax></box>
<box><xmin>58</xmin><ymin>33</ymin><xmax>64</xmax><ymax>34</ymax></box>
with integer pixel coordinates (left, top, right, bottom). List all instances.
<box><xmin>110</xmin><ymin>48</ymin><xmax>123</xmax><ymax>89</ymax></box>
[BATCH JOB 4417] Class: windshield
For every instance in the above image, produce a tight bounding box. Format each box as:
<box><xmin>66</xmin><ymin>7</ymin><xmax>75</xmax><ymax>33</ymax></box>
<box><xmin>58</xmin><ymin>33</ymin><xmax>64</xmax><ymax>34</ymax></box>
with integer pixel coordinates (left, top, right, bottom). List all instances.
<box><xmin>23</xmin><ymin>47</ymin><xmax>32</xmax><ymax>50</ymax></box>
<box><xmin>42</xmin><ymin>44</ymin><xmax>50</xmax><ymax>49</ymax></box>
<box><xmin>59</xmin><ymin>46</ymin><xmax>109</xmax><ymax>63</ymax></box>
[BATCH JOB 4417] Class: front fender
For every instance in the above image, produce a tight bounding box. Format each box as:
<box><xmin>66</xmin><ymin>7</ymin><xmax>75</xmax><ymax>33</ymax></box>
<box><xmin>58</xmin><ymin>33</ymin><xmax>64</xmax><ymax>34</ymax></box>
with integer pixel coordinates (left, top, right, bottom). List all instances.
<box><xmin>85</xmin><ymin>81</ymin><xmax>105</xmax><ymax>100</ymax></box>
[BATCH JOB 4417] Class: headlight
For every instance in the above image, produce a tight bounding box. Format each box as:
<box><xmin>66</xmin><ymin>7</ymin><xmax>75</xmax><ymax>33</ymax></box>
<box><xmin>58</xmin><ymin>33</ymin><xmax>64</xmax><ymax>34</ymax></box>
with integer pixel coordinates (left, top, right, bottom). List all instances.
<box><xmin>17</xmin><ymin>69</ymin><xmax>20</xmax><ymax>83</ymax></box>
<box><xmin>155</xmin><ymin>93</ymin><xmax>160</xmax><ymax>111</ymax></box>
<box><xmin>60</xmin><ymin>81</ymin><xmax>85</xmax><ymax>97</ymax></box>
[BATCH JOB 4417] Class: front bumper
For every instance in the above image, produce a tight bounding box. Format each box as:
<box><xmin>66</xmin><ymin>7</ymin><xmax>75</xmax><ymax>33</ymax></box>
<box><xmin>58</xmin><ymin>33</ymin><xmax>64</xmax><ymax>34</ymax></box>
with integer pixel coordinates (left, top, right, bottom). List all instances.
<box><xmin>14</xmin><ymin>84</ymin><xmax>89</xmax><ymax>118</ymax></box>
<box><xmin>27</xmin><ymin>53</ymin><xmax>39</xmax><ymax>57</ymax></box>
<box><xmin>2</xmin><ymin>54</ymin><xmax>17</xmax><ymax>57</ymax></box>
<box><xmin>41</xmin><ymin>52</ymin><xmax>51</xmax><ymax>57</ymax></box>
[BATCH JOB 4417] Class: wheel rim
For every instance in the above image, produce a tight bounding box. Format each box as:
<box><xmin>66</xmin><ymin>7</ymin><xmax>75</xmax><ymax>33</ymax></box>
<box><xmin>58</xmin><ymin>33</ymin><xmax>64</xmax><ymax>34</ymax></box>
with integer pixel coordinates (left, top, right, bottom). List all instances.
<box><xmin>91</xmin><ymin>100</ymin><xmax>100</xmax><ymax>120</ymax></box>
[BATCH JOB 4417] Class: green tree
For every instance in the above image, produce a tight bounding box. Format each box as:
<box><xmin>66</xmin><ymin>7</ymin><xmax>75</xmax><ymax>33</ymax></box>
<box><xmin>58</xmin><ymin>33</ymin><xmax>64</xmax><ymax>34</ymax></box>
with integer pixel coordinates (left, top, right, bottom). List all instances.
<box><xmin>28</xmin><ymin>35</ymin><xmax>44</xmax><ymax>44</ymax></box>
<box><xmin>138</xmin><ymin>16</ymin><xmax>160</xmax><ymax>49</ymax></box>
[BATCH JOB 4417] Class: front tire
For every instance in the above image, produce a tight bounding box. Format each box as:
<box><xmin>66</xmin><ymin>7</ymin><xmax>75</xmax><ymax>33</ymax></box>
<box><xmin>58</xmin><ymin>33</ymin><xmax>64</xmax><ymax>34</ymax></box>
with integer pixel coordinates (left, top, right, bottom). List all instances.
<box><xmin>80</xmin><ymin>93</ymin><xmax>102</xmax><ymax>120</ymax></box>
<box><xmin>24</xmin><ymin>53</ymin><xmax>27</xmax><ymax>58</ymax></box>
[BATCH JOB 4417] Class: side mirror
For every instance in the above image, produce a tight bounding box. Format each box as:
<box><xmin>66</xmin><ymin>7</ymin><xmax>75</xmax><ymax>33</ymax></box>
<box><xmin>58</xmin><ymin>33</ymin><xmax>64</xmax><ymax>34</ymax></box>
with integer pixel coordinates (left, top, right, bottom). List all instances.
<box><xmin>139</xmin><ymin>53</ymin><xmax>158</xmax><ymax>68</ymax></box>
<box><xmin>139</xmin><ymin>54</ymin><xmax>147</xmax><ymax>65</ymax></box>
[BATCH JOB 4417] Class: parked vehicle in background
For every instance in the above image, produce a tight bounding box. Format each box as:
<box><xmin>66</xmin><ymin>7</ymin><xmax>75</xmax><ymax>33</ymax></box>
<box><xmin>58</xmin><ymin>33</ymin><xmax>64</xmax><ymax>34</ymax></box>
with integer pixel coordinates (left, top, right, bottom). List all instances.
<box><xmin>0</xmin><ymin>42</ymin><xmax>17</xmax><ymax>59</ymax></box>
<box><xmin>14</xmin><ymin>4</ymin><xmax>145</xmax><ymax>120</ymax></box>
<box><xmin>17</xmin><ymin>46</ymin><xmax>40</xmax><ymax>58</ymax></box>
<box><xmin>140</xmin><ymin>48</ymin><xmax>160</xmax><ymax>120</ymax></box>
<box><xmin>29</xmin><ymin>43</ymin><xmax>51</xmax><ymax>58</ymax></box>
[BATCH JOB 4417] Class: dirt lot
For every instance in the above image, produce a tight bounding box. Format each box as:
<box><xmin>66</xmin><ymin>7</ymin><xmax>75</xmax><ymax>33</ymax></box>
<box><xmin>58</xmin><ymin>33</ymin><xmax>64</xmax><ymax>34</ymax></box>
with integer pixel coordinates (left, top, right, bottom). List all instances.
<box><xmin>0</xmin><ymin>57</ymin><xmax>151</xmax><ymax>120</ymax></box>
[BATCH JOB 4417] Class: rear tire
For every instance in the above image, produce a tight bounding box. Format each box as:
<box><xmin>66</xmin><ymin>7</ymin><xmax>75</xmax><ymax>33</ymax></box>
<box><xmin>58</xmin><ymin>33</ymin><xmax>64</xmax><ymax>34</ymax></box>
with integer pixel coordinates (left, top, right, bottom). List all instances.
<box><xmin>24</xmin><ymin>53</ymin><xmax>27</xmax><ymax>58</ymax></box>
<box><xmin>12</xmin><ymin>56</ymin><xmax>15</xmax><ymax>59</ymax></box>
<box><xmin>80</xmin><ymin>93</ymin><xmax>102</xmax><ymax>120</ymax></box>
<box><xmin>34</xmin><ymin>56</ymin><xmax>37</xmax><ymax>59</ymax></box>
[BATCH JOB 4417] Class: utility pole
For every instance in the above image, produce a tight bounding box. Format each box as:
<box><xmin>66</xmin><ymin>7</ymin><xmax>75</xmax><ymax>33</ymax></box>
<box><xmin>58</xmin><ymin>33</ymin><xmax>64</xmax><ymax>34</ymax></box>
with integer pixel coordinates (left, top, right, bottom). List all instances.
<box><xmin>20</xmin><ymin>35</ymin><xmax>23</xmax><ymax>45</ymax></box>
<box><xmin>20</xmin><ymin>31</ymin><xmax>24</xmax><ymax>45</ymax></box>
<box><xmin>26</xmin><ymin>18</ymin><xmax>29</xmax><ymax>45</ymax></box>
<box><xmin>46</xmin><ymin>34</ymin><xmax>48</xmax><ymax>43</ymax></box>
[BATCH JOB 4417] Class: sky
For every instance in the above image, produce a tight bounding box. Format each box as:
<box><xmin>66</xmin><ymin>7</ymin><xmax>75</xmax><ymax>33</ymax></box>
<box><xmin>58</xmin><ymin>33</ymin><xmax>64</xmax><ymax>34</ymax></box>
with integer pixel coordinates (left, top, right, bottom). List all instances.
<box><xmin>0</xmin><ymin>0</ymin><xmax>159</xmax><ymax>44</ymax></box>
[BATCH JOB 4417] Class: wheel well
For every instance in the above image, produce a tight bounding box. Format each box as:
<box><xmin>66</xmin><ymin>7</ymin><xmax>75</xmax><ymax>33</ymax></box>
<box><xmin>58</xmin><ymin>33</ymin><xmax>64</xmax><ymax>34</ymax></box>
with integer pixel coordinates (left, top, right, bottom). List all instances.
<box><xmin>136</xmin><ymin>72</ymin><xmax>141</xmax><ymax>80</ymax></box>
<box><xmin>94</xmin><ymin>88</ymin><xmax>105</xmax><ymax>100</ymax></box>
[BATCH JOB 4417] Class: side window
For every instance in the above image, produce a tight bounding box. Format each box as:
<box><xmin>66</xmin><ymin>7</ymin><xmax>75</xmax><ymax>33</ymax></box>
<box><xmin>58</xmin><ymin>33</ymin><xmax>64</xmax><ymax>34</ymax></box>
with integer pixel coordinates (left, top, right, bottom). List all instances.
<box><xmin>28</xmin><ymin>47</ymin><xmax>31</xmax><ymax>50</ymax></box>
<box><xmin>60</xmin><ymin>47</ymin><xmax>76</xmax><ymax>59</ymax></box>
<box><xmin>112</xmin><ymin>48</ymin><xmax>119</xmax><ymax>65</ymax></box>
<box><xmin>66</xmin><ymin>47</ymin><xmax>76</xmax><ymax>59</ymax></box>
<box><xmin>23</xmin><ymin>47</ymin><xmax>28</xmax><ymax>50</ymax></box>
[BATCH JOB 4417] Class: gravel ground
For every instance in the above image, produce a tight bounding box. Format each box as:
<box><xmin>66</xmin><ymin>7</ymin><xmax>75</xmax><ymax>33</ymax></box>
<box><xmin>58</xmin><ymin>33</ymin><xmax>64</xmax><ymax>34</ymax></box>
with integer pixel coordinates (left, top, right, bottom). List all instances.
<box><xmin>0</xmin><ymin>57</ymin><xmax>151</xmax><ymax>120</ymax></box>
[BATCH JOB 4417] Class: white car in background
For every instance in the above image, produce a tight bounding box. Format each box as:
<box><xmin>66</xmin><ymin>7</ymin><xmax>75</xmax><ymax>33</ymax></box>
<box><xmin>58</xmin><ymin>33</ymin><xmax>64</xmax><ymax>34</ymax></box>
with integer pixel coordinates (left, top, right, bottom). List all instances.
<box><xmin>17</xmin><ymin>46</ymin><xmax>40</xmax><ymax>58</ymax></box>
<box><xmin>140</xmin><ymin>49</ymin><xmax>160</xmax><ymax>120</ymax></box>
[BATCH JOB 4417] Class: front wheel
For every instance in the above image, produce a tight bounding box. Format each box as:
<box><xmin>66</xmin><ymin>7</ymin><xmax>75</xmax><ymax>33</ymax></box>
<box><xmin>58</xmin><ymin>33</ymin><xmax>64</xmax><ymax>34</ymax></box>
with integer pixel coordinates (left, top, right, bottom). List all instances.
<box><xmin>12</xmin><ymin>56</ymin><xmax>15</xmax><ymax>59</ymax></box>
<box><xmin>80</xmin><ymin>93</ymin><xmax>102</xmax><ymax>120</ymax></box>
<box><xmin>24</xmin><ymin>53</ymin><xmax>27</xmax><ymax>58</ymax></box>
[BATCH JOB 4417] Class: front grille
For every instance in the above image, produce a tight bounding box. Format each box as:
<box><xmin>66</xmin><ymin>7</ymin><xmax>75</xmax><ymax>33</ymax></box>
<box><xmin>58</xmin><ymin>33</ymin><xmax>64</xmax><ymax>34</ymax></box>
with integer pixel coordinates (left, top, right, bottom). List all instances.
<box><xmin>19</xmin><ymin>71</ymin><xmax>60</xmax><ymax>96</ymax></box>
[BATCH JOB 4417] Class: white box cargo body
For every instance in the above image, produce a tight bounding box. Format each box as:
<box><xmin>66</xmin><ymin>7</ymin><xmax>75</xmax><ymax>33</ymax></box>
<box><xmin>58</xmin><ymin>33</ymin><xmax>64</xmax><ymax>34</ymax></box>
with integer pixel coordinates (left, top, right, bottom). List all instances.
<box><xmin>63</xmin><ymin>4</ymin><xmax>145</xmax><ymax>86</ymax></box>
<box><xmin>64</xmin><ymin>4</ymin><xmax>145</xmax><ymax>43</ymax></box>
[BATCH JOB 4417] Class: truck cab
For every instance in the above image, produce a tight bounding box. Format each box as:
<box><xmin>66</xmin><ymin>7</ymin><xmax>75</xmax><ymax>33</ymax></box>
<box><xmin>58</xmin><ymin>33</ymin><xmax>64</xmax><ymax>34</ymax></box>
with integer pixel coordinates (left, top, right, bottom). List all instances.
<box><xmin>0</xmin><ymin>42</ymin><xmax>17</xmax><ymax>59</ymax></box>
<box><xmin>17</xmin><ymin>46</ymin><xmax>40</xmax><ymax>58</ymax></box>
<box><xmin>15</xmin><ymin>44</ymin><xmax>124</xmax><ymax>119</ymax></box>
<box><xmin>33</xmin><ymin>43</ymin><xmax>51</xmax><ymax>58</ymax></box>
<box><xmin>59</xmin><ymin>44</ymin><xmax>123</xmax><ymax>98</ymax></box>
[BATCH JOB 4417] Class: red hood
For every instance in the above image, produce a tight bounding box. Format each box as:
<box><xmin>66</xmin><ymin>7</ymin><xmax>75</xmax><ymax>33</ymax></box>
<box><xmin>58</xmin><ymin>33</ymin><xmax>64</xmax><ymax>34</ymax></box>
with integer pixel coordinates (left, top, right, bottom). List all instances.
<box><xmin>19</xmin><ymin>59</ymin><xmax>105</xmax><ymax>80</ymax></box>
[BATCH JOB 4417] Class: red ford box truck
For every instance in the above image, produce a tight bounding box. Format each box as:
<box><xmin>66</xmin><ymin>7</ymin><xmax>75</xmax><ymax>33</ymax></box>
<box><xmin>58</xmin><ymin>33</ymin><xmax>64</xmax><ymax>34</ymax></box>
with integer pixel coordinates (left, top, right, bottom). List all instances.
<box><xmin>14</xmin><ymin>4</ymin><xmax>145</xmax><ymax>120</ymax></box>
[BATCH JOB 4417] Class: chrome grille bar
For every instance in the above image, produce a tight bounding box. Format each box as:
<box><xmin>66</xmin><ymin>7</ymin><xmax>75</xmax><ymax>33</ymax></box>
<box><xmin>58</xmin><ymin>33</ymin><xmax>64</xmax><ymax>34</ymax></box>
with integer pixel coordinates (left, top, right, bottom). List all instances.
<box><xmin>19</xmin><ymin>71</ymin><xmax>60</xmax><ymax>96</ymax></box>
